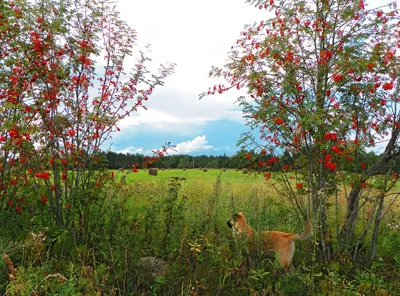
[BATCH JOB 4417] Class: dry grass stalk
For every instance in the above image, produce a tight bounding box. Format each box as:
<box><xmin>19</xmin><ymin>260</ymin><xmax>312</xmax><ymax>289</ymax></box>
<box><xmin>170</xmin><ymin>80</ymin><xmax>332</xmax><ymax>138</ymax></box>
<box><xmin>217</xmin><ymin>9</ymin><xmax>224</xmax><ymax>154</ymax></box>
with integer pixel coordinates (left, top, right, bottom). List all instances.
<box><xmin>27</xmin><ymin>273</ymin><xmax>67</xmax><ymax>296</ymax></box>
<box><xmin>3</xmin><ymin>253</ymin><xmax>17</xmax><ymax>282</ymax></box>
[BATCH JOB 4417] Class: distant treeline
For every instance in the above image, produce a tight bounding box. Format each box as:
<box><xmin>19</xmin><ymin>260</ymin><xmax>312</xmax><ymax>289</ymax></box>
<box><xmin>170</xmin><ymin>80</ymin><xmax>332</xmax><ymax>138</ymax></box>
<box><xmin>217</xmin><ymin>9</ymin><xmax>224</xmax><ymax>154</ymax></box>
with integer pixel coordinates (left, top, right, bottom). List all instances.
<box><xmin>105</xmin><ymin>151</ymin><xmax>240</xmax><ymax>170</ymax></box>
<box><xmin>104</xmin><ymin>150</ymin><xmax>398</xmax><ymax>172</ymax></box>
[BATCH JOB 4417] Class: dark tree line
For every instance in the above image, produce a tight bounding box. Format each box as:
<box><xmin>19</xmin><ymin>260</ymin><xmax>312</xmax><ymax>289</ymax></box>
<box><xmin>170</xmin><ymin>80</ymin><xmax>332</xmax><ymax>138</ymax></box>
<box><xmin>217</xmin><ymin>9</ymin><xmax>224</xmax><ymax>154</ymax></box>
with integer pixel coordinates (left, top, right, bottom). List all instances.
<box><xmin>104</xmin><ymin>149</ymin><xmax>391</xmax><ymax>171</ymax></box>
<box><xmin>105</xmin><ymin>151</ymin><xmax>237</xmax><ymax>169</ymax></box>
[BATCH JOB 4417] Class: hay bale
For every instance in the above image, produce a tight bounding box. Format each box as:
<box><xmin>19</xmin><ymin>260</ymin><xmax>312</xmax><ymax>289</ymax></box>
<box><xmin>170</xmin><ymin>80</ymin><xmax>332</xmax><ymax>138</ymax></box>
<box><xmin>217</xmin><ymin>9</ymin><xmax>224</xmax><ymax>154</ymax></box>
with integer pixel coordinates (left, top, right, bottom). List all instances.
<box><xmin>203</xmin><ymin>168</ymin><xmax>208</xmax><ymax>172</ymax></box>
<box><xmin>148</xmin><ymin>168</ymin><xmax>158</xmax><ymax>176</ymax></box>
<box><xmin>242</xmin><ymin>168</ymin><xmax>249</xmax><ymax>174</ymax></box>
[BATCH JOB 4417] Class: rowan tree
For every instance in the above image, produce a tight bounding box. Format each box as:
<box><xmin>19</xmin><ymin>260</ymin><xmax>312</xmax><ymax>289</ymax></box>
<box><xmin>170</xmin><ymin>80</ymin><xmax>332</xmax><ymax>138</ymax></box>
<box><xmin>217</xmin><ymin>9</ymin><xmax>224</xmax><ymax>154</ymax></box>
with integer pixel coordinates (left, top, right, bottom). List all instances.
<box><xmin>203</xmin><ymin>0</ymin><xmax>400</xmax><ymax>262</ymax></box>
<box><xmin>0</xmin><ymin>0</ymin><xmax>174</xmax><ymax>235</ymax></box>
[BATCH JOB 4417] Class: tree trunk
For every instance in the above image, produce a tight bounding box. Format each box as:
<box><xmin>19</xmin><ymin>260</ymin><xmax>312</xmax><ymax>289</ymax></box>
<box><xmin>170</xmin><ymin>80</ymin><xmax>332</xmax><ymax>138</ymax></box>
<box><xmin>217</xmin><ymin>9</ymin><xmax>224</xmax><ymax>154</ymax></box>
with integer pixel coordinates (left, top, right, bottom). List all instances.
<box><xmin>352</xmin><ymin>202</ymin><xmax>377</xmax><ymax>261</ymax></box>
<box><xmin>313</xmin><ymin>193</ymin><xmax>332</xmax><ymax>262</ymax></box>
<box><xmin>370</xmin><ymin>195</ymin><xmax>384</xmax><ymax>262</ymax></box>
<box><xmin>340</xmin><ymin>185</ymin><xmax>364</xmax><ymax>251</ymax></box>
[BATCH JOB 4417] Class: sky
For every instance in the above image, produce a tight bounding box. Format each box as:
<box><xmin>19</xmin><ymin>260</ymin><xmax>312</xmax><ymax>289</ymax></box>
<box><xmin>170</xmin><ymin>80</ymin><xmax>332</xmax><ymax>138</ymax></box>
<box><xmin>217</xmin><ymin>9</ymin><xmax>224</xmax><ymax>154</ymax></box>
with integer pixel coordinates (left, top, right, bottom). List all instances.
<box><xmin>107</xmin><ymin>0</ymin><xmax>391</xmax><ymax>156</ymax></box>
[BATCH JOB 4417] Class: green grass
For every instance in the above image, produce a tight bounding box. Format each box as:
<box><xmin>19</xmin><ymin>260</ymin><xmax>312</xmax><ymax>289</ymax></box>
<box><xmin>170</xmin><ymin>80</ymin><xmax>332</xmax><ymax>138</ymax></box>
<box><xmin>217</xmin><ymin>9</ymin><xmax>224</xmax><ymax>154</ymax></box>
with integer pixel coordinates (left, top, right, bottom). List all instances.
<box><xmin>124</xmin><ymin>168</ymin><xmax>265</xmax><ymax>183</ymax></box>
<box><xmin>1</xmin><ymin>169</ymin><xmax>399</xmax><ymax>295</ymax></box>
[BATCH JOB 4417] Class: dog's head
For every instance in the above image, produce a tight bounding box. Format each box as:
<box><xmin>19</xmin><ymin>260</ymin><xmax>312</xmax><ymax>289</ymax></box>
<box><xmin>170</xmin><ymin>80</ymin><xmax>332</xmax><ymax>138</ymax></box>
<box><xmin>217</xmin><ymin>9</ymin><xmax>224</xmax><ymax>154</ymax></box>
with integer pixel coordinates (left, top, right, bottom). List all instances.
<box><xmin>227</xmin><ymin>212</ymin><xmax>247</xmax><ymax>235</ymax></box>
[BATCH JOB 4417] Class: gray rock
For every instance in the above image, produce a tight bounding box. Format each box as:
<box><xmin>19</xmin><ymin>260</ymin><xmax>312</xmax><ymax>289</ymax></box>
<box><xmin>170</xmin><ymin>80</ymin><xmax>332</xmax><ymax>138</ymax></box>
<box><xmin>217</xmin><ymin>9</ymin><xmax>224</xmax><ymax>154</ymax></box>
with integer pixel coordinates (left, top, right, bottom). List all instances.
<box><xmin>138</xmin><ymin>257</ymin><xmax>167</xmax><ymax>283</ymax></box>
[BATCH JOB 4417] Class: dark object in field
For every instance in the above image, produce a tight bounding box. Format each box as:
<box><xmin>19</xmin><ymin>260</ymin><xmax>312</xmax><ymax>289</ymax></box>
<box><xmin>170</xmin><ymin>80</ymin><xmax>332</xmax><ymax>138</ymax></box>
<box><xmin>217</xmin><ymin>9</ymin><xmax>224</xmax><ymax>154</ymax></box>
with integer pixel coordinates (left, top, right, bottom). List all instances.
<box><xmin>183</xmin><ymin>168</ymin><xmax>186</xmax><ymax>171</ymax></box>
<box><xmin>203</xmin><ymin>168</ymin><xmax>208</xmax><ymax>172</ymax></box>
<box><xmin>223</xmin><ymin>169</ymin><xmax>227</xmax><ymax>172</ymax></box>
<box><xmin>138</xmin><ymin>257</ymin><xmax>167</xmax><ymax>283</ymax></box>
<box><xmin>148</xmin><ymin>168</ymin><xmax>158</xmax><ymax>176</ymax></box>
<box><xmin>236</xmin><ymin>168</ymin><xmax>240</xmax><ymax>171</ymax></box>
<box><xmin>199</xmin><ymin>167</ymin><xmax>202</xmax><ymax>170</ymax></box>
<box><xmin>242</xmin><ymin>168</ymin><xmax>249</xmax><ymax>174</ymax></box>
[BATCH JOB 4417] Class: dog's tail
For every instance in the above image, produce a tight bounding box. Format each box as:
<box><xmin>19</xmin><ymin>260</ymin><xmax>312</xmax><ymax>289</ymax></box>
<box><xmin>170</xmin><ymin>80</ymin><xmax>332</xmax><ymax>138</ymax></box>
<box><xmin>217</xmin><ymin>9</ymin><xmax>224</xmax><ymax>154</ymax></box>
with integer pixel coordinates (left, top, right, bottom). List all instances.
<box><xmin>293</xmin><ymin>219</ymin><xmax>313</xmax><ymax>241</ymax></box>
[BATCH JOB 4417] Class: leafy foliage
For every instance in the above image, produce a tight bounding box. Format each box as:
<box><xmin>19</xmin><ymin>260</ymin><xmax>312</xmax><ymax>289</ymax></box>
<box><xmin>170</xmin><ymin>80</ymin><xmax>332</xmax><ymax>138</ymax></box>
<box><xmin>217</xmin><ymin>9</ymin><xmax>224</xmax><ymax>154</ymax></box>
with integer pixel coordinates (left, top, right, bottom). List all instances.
<box><xmin>203</xmin><ymin>0</ymin><xmax>400</xmax><ymax>263</ymax></box>
<box><xmin>0</xmin><ymin>0</ymin><xmax>173</xmax><ymax>227</ymax></box>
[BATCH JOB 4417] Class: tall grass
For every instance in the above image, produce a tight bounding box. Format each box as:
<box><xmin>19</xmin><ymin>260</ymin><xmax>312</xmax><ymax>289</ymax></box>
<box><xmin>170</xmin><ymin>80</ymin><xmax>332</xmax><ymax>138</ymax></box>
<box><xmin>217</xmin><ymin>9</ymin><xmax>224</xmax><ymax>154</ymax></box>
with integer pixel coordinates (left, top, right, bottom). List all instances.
<box><xmin>1</xmin><ymin>169</ymin><xmax>399</xmax><ymax>295</ymax></box>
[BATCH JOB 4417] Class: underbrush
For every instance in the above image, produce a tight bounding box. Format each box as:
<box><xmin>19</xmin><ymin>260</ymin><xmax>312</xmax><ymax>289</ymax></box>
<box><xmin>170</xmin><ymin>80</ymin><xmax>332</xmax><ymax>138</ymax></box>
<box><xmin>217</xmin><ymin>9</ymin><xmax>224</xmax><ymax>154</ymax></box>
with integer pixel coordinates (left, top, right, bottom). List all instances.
<box><xmin>1</xmin><ymin>172</ymin><xmax>399</xmax><ymax>295</ymax></box>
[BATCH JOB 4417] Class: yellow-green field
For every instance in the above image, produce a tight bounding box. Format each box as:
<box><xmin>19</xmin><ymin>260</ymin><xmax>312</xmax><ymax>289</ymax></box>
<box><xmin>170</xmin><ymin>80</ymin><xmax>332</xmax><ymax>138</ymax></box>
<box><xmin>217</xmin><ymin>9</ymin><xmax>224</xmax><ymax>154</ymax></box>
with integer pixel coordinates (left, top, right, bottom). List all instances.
<box><xmin>125</xmin><ymin>168</ymin><xmax>265</xmax><ymax>183</ymax></box>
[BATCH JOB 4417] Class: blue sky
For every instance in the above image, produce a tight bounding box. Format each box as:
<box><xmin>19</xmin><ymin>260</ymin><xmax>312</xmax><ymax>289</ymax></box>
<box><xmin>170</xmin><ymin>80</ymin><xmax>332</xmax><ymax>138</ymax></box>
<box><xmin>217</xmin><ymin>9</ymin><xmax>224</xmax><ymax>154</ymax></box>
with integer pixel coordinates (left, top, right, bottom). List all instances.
<box><xmin>108</xmin><ymin>119</ymin><xmax>250</xmax><ymax>156</ymax></box>
<box><xmin>106</xmin><ymin>0</ymin><xmax>389</xmax><ymax>156</ymax></box>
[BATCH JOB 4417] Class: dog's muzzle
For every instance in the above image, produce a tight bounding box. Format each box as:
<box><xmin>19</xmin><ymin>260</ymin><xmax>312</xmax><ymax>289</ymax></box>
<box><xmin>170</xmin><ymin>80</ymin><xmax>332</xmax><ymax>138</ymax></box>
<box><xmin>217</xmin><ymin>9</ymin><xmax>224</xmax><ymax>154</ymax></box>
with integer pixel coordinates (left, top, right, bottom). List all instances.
<box><xmin>227</xmin><ymin>220</ymin><xmax>233</xmax><ymax>228</ymax></box>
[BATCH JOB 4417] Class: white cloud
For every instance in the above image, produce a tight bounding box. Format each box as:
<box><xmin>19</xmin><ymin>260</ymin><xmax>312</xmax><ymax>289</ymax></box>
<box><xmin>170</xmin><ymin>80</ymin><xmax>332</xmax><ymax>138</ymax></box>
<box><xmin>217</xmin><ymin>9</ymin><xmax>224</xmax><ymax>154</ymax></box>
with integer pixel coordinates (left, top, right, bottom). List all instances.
<box><xmin>113</xmin><ymin>0</ymin><xmax>266</xmax><ymax>130</ymax></box>
<box><xmin>116</xmin><ymin>146</ymin><xmax>144</xmax><ymax>154</ymax></box>
<box><xmin>212</xmin><ymin>146</ymin><xmax>231</xmax><ymax>152</ymax></box>
<box><xmin>166</xmin><ymin>135</ymin><xmax>213</xmax><ymax>155</ymax></box>
<box><xmin>113</xmin><ymin>136</ymin><xmax>215</xmax><ymax>155</ymax></box>
<box><xmin>108</xmin><ymin>0</ymin><xmax>390</xmax><ymax>154</ymax></box>
<box><xmin>114</xmin><ymin>0</ymin><xmax>390</xmax><ymax>134</ymax></box>
<box><xmin>119</xmin><ymin>109</ymin><xmax>182</xmax><ymax>128</ymax></box>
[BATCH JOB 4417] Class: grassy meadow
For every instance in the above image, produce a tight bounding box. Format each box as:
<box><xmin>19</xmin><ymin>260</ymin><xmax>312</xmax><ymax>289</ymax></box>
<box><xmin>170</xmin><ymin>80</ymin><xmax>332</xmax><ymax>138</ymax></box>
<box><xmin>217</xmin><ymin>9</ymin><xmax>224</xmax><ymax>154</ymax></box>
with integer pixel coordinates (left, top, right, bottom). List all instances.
<box><xmin>118</xmin><ymin>168</ymin><xmax>399</xmax><ymax>295</ymax></box>
<box><xmin>1</xmin><ymin>168</ymin><xmax>399</xmax><ymax>295</ymax></box>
